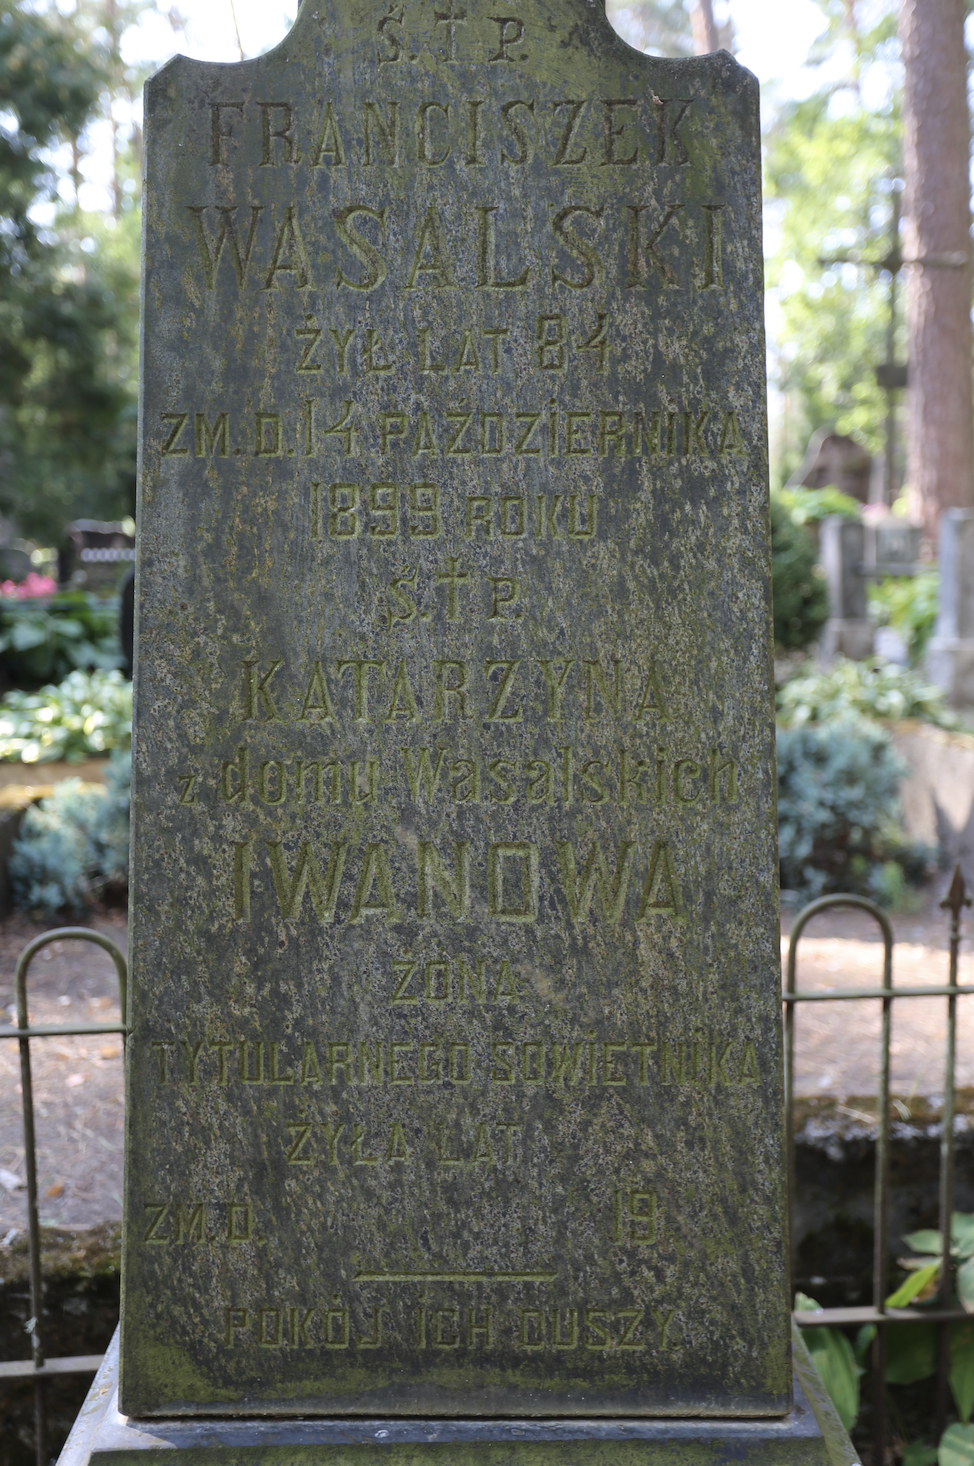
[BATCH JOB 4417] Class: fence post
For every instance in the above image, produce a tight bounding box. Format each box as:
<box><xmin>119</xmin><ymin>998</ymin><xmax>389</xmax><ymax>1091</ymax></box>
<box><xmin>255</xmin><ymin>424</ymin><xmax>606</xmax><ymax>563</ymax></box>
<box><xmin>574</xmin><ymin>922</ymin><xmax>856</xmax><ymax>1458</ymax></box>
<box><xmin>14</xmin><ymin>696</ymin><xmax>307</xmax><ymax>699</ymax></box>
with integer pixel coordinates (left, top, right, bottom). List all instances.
<box><xmin>821</xmin><ymin>516</ymin><xmax>874</xmax><ymax>660</ymax></box>
<box><xmin>928</xmin><ymin>508</ymin><xmax>974</xmax><ymax>706</ymax></box>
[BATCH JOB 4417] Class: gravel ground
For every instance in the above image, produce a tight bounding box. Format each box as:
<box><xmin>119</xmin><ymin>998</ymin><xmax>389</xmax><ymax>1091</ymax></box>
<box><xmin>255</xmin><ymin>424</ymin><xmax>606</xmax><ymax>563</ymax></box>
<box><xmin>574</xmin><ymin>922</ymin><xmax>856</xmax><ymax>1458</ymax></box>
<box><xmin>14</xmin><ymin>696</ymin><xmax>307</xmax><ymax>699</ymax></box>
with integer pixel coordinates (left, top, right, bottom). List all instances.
<box><xmin>782</xmin><ymin>889</ymin><xmax>974</xmax><ymax>1101</ymax></box>
<box><xmin>0</xmin><ymin>914</ymin><xmax>126</xmax><ymax>1232</ymax></box>
<box><xmin>0</xmin><ymin>890</ymin><xmax>970</xmax><ymax>1229</ymax></box>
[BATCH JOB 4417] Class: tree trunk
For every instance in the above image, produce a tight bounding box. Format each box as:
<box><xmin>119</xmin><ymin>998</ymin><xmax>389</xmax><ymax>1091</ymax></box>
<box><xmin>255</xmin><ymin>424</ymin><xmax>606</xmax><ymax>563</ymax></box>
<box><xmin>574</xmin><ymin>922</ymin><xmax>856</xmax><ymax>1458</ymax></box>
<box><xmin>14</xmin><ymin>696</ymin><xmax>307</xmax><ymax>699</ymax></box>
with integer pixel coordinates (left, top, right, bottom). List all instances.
<box><xmin>691</xmin><ymin>0</ymin><xmax>719</xmax><ymax>54</ymax></box>
<box><xmin>900</xmin><ymin>0</ymin><xmax>973</xmax><ymax>541</ymax></box>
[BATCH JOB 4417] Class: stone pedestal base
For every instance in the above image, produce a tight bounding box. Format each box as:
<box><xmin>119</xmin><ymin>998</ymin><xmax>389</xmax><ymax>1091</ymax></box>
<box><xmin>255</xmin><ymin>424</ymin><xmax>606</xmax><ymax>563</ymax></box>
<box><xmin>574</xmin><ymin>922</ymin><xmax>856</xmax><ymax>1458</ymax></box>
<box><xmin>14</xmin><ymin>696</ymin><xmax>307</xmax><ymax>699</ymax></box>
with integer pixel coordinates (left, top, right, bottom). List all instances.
<box><xmin>926</xmin><ymin>638</ymin><xmax>974</xmax><ymax>707</ymax></box>
<box><xmin>59</xmin><ymin>1326</ymin><xmax>857</xmax><ymax>1466</ymax></box>
<box><xmin>822</xmin><ymin>618</ymin><xmax>874</xmax><ymax>661</ymax></box>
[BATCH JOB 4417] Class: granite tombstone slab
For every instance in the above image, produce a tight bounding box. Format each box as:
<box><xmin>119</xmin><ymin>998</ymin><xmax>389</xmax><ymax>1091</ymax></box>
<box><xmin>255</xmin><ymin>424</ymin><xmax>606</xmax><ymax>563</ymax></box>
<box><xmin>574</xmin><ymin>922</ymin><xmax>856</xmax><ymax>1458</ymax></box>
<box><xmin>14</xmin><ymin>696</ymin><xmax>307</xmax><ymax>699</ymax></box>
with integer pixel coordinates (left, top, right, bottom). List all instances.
<box><xmin>122</xmin><ymin>0</ymin><xmax>788</xmax><ymax>1420</ymax></box>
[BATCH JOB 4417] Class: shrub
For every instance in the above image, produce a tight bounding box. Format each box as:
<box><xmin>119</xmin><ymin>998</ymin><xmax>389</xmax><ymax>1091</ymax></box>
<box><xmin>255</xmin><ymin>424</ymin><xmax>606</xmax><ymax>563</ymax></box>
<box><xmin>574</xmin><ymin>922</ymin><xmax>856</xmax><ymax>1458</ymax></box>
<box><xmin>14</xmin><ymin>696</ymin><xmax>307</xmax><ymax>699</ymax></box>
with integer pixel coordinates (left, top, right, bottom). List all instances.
<box><xmin>0</xmin><ymin>593</ymin><xmax>121</xmax><ymax>688</ymax></box>
<box><xmin>770</xmin><ymin>493</ymin><xmax>828</xmax><ymax>651</ymax></box>
<box><xmin>777</xmin><ymin>718</ymin><xmax>933</xmax><ymax>901</ymax></box>
<box><xmin>9</xmin><ymin>750</ymin><xmax>130</xmax><ymax>918</ymax></box>
<box><xmin>777</xmin><ymin>656</ymin><xmax>957</xmax><ymax>730</ymax></box>
<box><xmin>0</xmin><ymin>668</ymin><xmax>132</xmax><ymax>763</ymax></box>
<box><xmin>775</xmin><ymin>486</ymin><xmax>863</xmax><ymax>527</ymax></box>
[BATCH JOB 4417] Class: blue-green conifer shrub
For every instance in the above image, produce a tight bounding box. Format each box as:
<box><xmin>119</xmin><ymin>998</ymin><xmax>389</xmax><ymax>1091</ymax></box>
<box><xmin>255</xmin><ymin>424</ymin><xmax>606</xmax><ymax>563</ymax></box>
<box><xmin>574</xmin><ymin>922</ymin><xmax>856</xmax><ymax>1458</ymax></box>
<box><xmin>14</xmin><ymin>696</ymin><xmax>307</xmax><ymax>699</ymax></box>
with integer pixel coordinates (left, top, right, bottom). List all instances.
<box><xmin>10</xmin><ymin>750</ymin><xmax>130</xmax><ymax>918</ymax></box>
<box><xmin>777</xmin><ymin>719</ymin><xmax>932</xmax><ymax>901</ymax></box>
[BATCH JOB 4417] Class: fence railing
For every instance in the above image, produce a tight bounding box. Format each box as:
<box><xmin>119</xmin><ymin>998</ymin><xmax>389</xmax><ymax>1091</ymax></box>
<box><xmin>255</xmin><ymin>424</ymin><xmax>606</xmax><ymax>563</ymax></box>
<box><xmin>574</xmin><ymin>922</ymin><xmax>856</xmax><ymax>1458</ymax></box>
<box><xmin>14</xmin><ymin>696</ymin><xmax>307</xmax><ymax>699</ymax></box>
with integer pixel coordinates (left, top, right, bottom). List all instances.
<box><xmin>787</xmin><ymin>867</ymin><xmax>974</xmax><ymax>1466</ymax></box>
<box><xmin>0</xmin><ymin>929</ymin><xmax>127</xmax><ymax>1466</ymax></box>
<box><xmin>2</xmin><ymin>879</ymin><xmax>971</xmax><ymax>1465</ymax></box>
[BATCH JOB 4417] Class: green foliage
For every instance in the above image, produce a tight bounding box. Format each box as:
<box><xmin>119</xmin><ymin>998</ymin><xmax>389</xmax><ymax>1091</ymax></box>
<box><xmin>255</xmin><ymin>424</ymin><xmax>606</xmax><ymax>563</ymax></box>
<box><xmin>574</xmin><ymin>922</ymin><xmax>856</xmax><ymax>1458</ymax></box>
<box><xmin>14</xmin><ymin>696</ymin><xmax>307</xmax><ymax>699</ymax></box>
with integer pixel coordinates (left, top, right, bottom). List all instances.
<box><xmin>763</xmin><ymin>0</ymin><xmax>901</xmax><ymax>483</ymax></box>
<box><xmin>952</xmin><ymin>1324</ymin><xmax>974</xmax><ymax>1426</ymax></box>
<box><xmin>776</xmin><ymin>487</ymin><xmax>864</xmax><ymax>527</ymax></box>
<box><xmin>802</xmin><ymin>0</ymin><xmax>900</xmax><ymax>73</ymax></box>
<box><xmin>776</xmin><ymin>717</ymin><xmax>931</xmax><ymax>900</ymax></box>
<box><xmin>0</xmin><ymin>669</ymin><xmax>131</xmax><ymax>764</ymax></box>
<box><xmin>894</xmin><ymin>1214</ymin><xmax>974</xmax><ymax>1318</ymax></box>
<box><xmin>887</xmin><ymin>1262</ymin><xmax>942</xmax><ymax>1309</ymax></box>
<box><xmin>820</xmin><ymin>1214</ymin><xmax>974</xmax><ymax>1457</ymax></box>
<box><xmin>905</xmin><ymin>1444</ymin><xmax>940</xmax><ymax>1466</ymax></box>
<box><xmin>881</xmin><ymin>1215</ymin><xmax>974</xmax><ymax>1422</ymax></box>
<box><xmin>0</xmin><ymin>594</ymin><xmax>121</xmax><ymax>687</ymax></box>
<box><xmin>0</xmin><ymin>4</ymin><xmax>103</xmax><ymax>221</ymax></box>
<box><xmin>886</xmin><ymin>1323</ymin><xmax>938</xmax><ymax>1385</ymax></box>
<box><xmin>795</xmin><ymin>1293</ymin><xmax>861</xmax><ymax>1432</ymax></box>
<box><xmin>777</xmin><ymin>657</ymin><xmax>958</xmax><ymax>729</ymax></box>
<box><xmin>770</xmin><ymin>493</ymin><xmax>828</xmax><ymax>650</ymax></box>
<box><xmin>868</xmin><ymin>572</ymin><xmax>940</xmax><ymax>665</ymax></box>
<box><xmin>941</xmin><ymin>1425</ymin><xmax>974</xmax><ymax>1466</ymax></box>
<box><xmin>9</xmin><ymin>749</ymin><xmax>129</xmax><ymax>918</ymax></box>
<box><xmin>871</xmin><ymin>856</ymin><xmax>924</xmax><ymax>912</ymax></box>
<box><xmin>0</xmin><ymin>1</ymin><xmax>138</xmax><ymax>541</ymax></box>
<box><xmin>765</xmin><ymin>93</ymin><xmax>900</xmax><ymax>480</ymax></box>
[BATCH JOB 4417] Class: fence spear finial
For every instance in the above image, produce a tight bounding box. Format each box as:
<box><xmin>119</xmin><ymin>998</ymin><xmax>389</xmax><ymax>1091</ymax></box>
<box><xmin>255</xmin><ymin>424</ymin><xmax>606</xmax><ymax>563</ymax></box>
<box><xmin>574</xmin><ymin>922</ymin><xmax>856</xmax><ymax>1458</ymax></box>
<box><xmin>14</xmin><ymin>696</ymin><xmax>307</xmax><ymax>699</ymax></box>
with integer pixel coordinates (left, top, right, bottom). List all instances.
<box><xmin>941</xmin><ymin>862</ymin><xmax>972</xmax><ymax>919</ymax></box>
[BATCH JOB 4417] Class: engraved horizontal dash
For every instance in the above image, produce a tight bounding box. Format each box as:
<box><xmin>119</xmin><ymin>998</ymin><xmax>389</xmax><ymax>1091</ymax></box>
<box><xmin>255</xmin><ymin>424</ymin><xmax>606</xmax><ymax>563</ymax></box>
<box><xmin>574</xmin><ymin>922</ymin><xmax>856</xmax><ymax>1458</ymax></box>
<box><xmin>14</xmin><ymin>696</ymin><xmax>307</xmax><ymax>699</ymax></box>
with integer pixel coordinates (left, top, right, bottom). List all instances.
<box><xmin>354</xmin><ymin>1269</ymin><xmax>556</xmax><ymax>1283</ymax></box>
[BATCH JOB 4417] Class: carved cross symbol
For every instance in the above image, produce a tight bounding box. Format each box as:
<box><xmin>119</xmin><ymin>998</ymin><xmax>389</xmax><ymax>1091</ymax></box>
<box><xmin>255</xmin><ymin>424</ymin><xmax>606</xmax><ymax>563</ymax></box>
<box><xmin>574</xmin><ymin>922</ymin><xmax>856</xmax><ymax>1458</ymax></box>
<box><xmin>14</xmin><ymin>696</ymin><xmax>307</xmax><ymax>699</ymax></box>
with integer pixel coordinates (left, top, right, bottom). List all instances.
<box><xmin>436</xmin><ymin>557</ymin><xmax>470</xmax><ymax>619</ymax></box>
<box><xmin>434</xmin><ymin>0</ymin><xmax>467</xmax><ymax>61</ymax></box>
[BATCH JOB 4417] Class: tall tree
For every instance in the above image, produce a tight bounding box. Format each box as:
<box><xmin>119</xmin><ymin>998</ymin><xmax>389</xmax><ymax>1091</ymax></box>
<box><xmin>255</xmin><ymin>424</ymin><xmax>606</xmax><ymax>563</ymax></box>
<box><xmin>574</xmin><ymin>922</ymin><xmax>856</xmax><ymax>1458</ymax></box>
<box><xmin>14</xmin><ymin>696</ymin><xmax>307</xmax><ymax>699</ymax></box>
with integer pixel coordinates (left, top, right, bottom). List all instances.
<box><xmin>899</xmin><ymin>0</ymin><xmax>973</xmax><ymax>541</ymax></box>
<box><xmin>69</xmin><ymin>0</ymin><xmax>154</xmax><ymax>216</ymax></box>
<box><xmin>691</xmin><ymin>0</ymin><xmax>719</xmax><ymax>53</ymax></box>
<box><xmin>763</xmin><ymin>0</ymin><xmax>903</xmax><ymax>488</ymax></box>
<box><xmin>764</xmin><ymin>124</ymin><xmax>899</xmax><ymax>482</ymax></box>
<box><xmin>0</xmin><ymin>1</ymin><xmax>137</xmax><ymax>542</ymax></box>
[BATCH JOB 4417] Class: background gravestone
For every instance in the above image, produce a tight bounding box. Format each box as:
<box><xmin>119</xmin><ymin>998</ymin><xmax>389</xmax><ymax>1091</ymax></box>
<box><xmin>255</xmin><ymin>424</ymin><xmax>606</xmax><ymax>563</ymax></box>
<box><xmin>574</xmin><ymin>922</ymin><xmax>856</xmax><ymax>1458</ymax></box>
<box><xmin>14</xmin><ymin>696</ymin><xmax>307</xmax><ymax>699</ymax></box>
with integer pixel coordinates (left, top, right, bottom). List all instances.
<box><xmin>121</xmin><ymin>0</ymin><xmax>790</xmax><ymax>1419</ymax></box>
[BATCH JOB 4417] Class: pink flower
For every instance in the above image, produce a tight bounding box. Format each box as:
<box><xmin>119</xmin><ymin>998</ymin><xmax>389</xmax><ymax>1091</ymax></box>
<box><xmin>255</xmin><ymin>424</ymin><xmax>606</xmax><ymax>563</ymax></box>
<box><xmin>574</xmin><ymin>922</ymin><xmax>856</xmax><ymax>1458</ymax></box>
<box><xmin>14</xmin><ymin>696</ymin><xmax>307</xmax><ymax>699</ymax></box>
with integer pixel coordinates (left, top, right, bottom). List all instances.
<box><xmin>22</xmin><ymin>574</ymin><xmax>57</xmax><ymax>598</ymax></box>
<box><xmin>1</xmin><ymin>573</ymin><xmax>57</xmax><ymax>599</ymax></box>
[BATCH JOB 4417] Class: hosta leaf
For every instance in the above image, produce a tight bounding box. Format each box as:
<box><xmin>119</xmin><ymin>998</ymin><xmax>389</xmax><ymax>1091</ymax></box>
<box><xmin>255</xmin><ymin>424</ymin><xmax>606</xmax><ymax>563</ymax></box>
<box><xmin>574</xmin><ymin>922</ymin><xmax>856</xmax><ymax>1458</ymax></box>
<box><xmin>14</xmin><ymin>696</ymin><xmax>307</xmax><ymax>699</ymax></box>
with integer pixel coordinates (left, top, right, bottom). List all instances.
<box><xmin>0</xmin><ymin>671</ymin><xmax>131</xmax><ymax>763</ymax></box>
<box><xmin>887</xmin><ymin>1262</ymin><xmax>941</xmax><ymax>1308</ymax></box>
<box><xmin>954</xmin><ymin>1216</ymin><xmax>974</xmax><ymax>1258</ymax></box>
<box><xmin>941</xmin><ymin>1424</ymin><xmax>974</xmax><ymax>1466</ymax></box>
<box><xmin>9</xmin><ymin>621</ymin><xmax>48</xmax><ymax>651</ymax></box>
<box><xmin>958</xmin><ymin>1258</ymin><xmax>974</xmax><ymax>1314</ymax></box>
<box><xmin>803</xmin><ymin>1326</ymin><xmax>860</xmax><ymax>1433</ymax></box>
<box><xmin>905</xmin><ymin>1231</ymin><xmax>945</xmax><ymax>1256</ymax></box>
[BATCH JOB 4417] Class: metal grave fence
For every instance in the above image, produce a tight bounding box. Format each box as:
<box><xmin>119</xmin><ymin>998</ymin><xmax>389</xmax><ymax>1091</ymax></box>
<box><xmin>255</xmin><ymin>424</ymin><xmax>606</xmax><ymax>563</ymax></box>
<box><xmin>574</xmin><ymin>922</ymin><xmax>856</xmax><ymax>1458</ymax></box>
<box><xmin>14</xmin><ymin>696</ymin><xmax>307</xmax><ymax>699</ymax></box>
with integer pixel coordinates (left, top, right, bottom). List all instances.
<box><xmin>788</xmin><ymin>868</ymin><xmax>974</xmax><ymax>1465</ymax></box>
<box><xmin>0</xmin><ymin>929</ymin><xmax>127</xmax><ymax>1466</ymax></box>
<box><xmin>3</xmin><ymin>877</ymin><xmax>973</xmax><ymax>1464</ymax></box>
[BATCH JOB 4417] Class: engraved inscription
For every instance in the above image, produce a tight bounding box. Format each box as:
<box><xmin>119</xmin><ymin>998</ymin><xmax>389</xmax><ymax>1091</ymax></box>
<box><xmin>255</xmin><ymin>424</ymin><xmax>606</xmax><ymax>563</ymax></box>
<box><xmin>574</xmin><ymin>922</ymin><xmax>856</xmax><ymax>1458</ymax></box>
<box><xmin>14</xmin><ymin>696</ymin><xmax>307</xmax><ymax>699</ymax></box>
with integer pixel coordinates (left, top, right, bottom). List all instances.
<box><xmin>129</xmin><ymin>0</ymin><xmax>786</xmax><ymax>1417</ymax></box>
<box><xmin>183</xmin><ymin>200</ymin><xmax>726</xmax><ymax>293</ymax></box>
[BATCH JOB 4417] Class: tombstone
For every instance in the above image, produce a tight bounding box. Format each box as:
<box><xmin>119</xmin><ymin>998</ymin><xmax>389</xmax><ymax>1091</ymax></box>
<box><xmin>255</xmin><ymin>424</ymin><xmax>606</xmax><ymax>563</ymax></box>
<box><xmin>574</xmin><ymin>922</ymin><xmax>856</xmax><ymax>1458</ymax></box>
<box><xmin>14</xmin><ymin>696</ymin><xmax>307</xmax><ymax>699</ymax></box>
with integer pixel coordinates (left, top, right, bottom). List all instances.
<box><xmin>61</xmin><ymin>520</ymin><xmax>136</xmax><ymax>596</ymax></box>
<box><xmin>821</xmin><ymin>516</ymin><xmax>874</xmax><ymax>660</ymax></box>
<box><xmin>786</xmin><ymin>428</ymin><xmax>872</xmax><ymax>504</ymax></box>
<box><xmin>928</xmin><ymin>509</ymin><xmax>974</xmax><ymax>704</ymax></box>
<box><xmin>62</xmin><ymin>0</ymin><xmax>851</xmax><ymax>1458</ymax></box>
<box><xmin>863</xmin><ymin>520</ymin><xmax>924</xmax><ymax>666</ymax></box>
<box><xmin>867</xmin><ymin>519</ymin><xmax>922</xmax><ymax>571</ymax></box>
